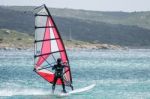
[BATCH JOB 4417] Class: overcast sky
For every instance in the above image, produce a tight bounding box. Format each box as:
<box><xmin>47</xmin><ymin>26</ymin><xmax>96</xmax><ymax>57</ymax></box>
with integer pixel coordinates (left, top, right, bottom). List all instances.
<box><xmin>0</xmin><ymin>0</ymin><xmax>150</xmax><ymax>12</ymax></box>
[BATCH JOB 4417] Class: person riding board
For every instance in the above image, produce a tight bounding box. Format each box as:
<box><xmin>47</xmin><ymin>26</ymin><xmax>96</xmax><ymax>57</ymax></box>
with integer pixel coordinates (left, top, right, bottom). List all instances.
<box><xmin>52</xmin><ymin>58</ymin><xmax>67</xmax><ymax>93</ymax></box>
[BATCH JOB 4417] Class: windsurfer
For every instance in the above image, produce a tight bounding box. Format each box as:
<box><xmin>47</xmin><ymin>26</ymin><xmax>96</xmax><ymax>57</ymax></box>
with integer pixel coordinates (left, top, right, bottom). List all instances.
<box><xmin>52</xmin><ymin>58</ymin><xmax>67</xmax><ymax>93</ymax></box>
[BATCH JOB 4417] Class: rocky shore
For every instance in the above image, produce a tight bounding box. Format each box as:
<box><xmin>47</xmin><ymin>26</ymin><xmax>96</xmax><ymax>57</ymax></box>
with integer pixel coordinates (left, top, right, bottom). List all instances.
<box><xmin>0</xmin><ymin>40</ymin><xmax>125</xmax><ymax>51</ymax></box>
<box><xmin>0</xmin><ymin>29</ymin><xmax>125</xmax><ymax>51</ymax></box>
<box><xmin>64</xmin><ymin>40</ymin><xmax>124</xmax><ymax>50</ymax></box>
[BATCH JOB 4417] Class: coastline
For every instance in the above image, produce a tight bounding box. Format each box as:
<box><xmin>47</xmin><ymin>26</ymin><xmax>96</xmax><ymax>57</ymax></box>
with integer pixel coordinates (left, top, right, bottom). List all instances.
<box><xmin>1</xmin><ymin>29</ymin><xmax>149</xmax><ymax>51</ymax></box>
<box><xmin>2</xmin><ymin>39</ymin><xmax>150</xmax><ymax>51</ymax></box>
<box><xmin>0</xmin><ymin>41</ymin><xmax>125</xmax><ymax>51</ymax></box>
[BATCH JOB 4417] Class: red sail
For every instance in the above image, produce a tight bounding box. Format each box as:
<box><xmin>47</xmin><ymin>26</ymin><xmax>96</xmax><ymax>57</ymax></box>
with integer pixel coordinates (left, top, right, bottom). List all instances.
<box><xmin>34</xmin><ymin>5</ymin><xmax>72</xmax><ymax>86</ymax></box>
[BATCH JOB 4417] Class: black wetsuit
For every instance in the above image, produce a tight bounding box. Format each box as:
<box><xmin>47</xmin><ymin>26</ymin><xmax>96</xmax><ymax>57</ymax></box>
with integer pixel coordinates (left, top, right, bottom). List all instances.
<box><xmin>52</xmin><ymin>63</ymin><xmax>66</xmax><ymax>92</ymax></box>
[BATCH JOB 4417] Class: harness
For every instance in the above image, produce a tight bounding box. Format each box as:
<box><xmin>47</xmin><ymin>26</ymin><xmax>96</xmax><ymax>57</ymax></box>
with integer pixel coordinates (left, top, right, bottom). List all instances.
<box><xmin>54</xmin><ymin>64</ymin><xmax>63</xmax><ymax>77</ymax></box>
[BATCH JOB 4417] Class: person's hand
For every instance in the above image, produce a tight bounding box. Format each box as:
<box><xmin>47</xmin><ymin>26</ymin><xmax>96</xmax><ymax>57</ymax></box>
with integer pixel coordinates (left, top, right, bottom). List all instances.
<box><xmin>33</xmin><ymin>68</ymin><xmax>36</xmax><ymax>71</ymax></box>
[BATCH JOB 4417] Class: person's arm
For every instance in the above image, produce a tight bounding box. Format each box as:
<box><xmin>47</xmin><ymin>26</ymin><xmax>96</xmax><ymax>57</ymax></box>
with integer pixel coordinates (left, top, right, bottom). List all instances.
<box><xmin>63</xmin><ymin>65</ymin><xmax>69</xmax><ymax>68</ymax></box>
<box><xmin>63</xmin><ymin>65</ymin><xmax>70</xmax><ymax>74</ymax></box>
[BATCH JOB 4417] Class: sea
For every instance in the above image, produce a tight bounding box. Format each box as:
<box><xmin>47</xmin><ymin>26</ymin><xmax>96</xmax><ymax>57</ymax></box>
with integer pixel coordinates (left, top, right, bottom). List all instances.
<box><xmin>0</xmin><ymin>49</ymin><xmax>150</xmax><ymax>99</ymax></box>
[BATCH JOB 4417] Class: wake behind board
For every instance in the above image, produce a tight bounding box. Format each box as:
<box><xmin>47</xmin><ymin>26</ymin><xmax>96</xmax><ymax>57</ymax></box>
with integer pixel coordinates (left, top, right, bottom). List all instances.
<box><xmin>54</xmin><ymin>84</ymin><xmax>96</xmax><ymax>96</ymax></box>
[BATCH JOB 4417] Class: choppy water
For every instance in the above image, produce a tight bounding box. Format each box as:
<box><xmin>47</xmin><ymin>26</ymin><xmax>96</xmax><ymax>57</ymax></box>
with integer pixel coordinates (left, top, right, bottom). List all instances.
<box><xmin>0</xmin><ymin>49</ymin><xmax>150</xmax><ymax>99</ymax></box>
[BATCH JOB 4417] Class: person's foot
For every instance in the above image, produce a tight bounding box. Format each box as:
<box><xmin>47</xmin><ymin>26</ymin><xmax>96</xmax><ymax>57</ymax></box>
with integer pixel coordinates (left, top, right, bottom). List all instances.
<box><xmin>52</xmin><ymin>86</ymin><xmax>55</xmax><ymax>94</ymax></box>
<box><xmin>52</xmin><ymin>91</ymin><xmax>54</xmax><ymax>94</ymax></box>
<box><xmin>62</xmin><ymin>90</ymin><xmax>67</xmax><ymax>93</ymax></box>
<box><xmin>71</xmin><ymin>85</ymin><xmax>74</xmax><ymax>90</ymax></box>
<box><xmin>52</xmin><ymin>90</ymin><xmax>54</xmax><ymax>94</ymax></box>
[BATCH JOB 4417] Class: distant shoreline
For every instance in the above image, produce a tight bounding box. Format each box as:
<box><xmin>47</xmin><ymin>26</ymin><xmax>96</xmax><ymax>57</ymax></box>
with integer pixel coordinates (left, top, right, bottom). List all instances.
<box><xmin>0</xmin><ymin>41</ymin><xmax>125</xmax><ymax>51</ymax></box>
<box><xmin>1</xmin><ymin>41</ymin><xmax>150</xmax><ymax>51</ymax></box>
<box><xmin>0</xmin><ymin>38</ymin><xmax>148</xmax><ymax>51</ymax></box>
<box><xmin>1</xmin><ymin>29</ymin><xmax>150</xmax><ymax>51</ymax></box>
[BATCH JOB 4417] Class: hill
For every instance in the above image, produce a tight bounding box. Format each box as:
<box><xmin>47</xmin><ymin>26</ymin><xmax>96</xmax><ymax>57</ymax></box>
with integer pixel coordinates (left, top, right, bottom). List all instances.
<box><xmin>0</xmin><ymin>29</ymin><xmax>33</xmax><ymax>49</ymax></box>
<box><xmin>0</xmin><ymin>6</ymin><xmax>150</xmax><ymax>47</ymax></box>
<box><xmin>0</xmin><ymin>29</ymin><xmax>122</xmax><ymax>50</ymax></box>
<box><xmin>3</xmin><ymin>6</ymin><xmax>150</xmax><ymax>30</ymax></box>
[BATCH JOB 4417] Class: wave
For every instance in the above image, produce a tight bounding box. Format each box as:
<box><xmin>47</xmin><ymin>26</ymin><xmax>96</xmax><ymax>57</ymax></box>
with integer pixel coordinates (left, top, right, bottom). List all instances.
<box><xmin>0</xmin><ymin>88</ymin><xmax>51</xmax><ymax>97</ymax></box>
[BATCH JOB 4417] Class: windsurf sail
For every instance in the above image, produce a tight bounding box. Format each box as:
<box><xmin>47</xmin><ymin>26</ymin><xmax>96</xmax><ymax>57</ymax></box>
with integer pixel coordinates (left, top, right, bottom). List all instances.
<box><xmin>33</xmin><ymin>4</ymin><xmax>73</xmax><ymax>88</ymax></box>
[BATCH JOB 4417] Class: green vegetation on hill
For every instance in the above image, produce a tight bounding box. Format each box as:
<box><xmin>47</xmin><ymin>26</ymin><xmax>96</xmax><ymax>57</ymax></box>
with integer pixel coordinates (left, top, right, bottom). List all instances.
<box><xmin>0</xmin><ymin>29</ymin><xmax>122</xmax><ymax>50</ymax></box>
<box><xmin>0</xmin><ymin>6</ymin><xmax>150</xmax><ymax>47</ymax></box>
<box><xmin>3</xmin><ymin>6</ymin><xmax>150</xmax><ymax>30</ymax></box>
<box><xmin>0</xmin><ymin>29</ymin><xmax>33</xmax><ymax>48</ymax></box>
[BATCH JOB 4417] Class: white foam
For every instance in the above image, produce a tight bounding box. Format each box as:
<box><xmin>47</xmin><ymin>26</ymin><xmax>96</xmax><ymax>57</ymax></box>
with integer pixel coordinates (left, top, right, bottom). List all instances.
<box><xmin>69</xmin><ymin>84</ymin><xmax>95</xmax><ymax>94</ymax></box>
<box><xmin>0</xmin><ymin>88</ymin><xmax>51</xmax><ymax>96</ymax></box>
<box><xmin>53</xmin><ymin>84</ymin><xmax>96</xmax><ymax>96</ymax></box>
<box><xmin>95</xmin><ymin>79</ymin><xmax>150</xmax><ymax>85</ymax></box>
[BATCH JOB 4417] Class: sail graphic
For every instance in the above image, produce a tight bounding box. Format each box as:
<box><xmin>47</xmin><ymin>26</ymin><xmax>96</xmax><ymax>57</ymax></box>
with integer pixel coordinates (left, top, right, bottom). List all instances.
<box><xmin>34</xmin><ymin>5</ymin><xmax>72</xmax><ymax>87</ymax></box>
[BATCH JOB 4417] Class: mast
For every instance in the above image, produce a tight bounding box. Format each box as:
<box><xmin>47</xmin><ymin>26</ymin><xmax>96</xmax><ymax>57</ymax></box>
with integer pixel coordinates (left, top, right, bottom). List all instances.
<box><xmin>44</xmin><ymin>5</ymin><xmax>73</xmax><ymax>84</ymax></box>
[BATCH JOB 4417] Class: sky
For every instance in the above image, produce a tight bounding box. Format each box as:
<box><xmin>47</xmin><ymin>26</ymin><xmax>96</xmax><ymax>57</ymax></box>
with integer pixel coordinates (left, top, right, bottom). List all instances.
<box><xmin>0</xmin><ymin>0</ymin><xmax>150</xmax><ymax>12</ymax></box>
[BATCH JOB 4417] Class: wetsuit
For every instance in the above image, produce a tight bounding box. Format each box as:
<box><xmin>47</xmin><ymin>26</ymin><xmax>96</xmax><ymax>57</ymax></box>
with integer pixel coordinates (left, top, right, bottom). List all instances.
<box><xmin>52</xmin><ymin>63</ymin><xmax>66</xmax><ymax>93</ymax></box>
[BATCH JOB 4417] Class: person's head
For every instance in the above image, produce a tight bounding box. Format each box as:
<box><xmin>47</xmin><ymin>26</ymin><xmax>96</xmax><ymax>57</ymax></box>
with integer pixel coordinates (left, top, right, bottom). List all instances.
<box><xmin>57</xmin><ymin>58</ymin><xmax>62</xmax><ymax>64</ymax></box>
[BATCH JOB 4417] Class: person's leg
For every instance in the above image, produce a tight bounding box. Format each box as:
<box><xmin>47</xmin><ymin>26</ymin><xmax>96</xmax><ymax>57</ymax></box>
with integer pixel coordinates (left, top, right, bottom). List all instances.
<box><xmin>52</xmin><ymin>76</ymin><xmax>57</xmax><ymax>93</ymax></box>
<box><xmin>60</xmin><ymin>77</ymin><xmax>66</xmax><ymax>93</ymax></box>
<box><xmin>70</xmin><ymin>84</ymin><xmax>74</xmax><ymax>90</ymax></box>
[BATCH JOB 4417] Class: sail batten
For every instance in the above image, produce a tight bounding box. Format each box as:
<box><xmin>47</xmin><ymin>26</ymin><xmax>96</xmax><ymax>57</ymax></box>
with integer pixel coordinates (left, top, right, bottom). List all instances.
<box><xmin>35</xmin><ymin>26</ymin><xmax>55</xmax><ymax>28</ymax></box>
<box><xmin>35</xmin><ymin>38</ymin><xmax>60</xmax><ymax>43</ymax></box>
<box><xmin>35</xmin><ymin>50</ymin><xmax>65</xmax><ymax>57</ymax></box>
<box><xmin>34</xmin><ymin>5</ymin><xmax>72</xmax><ymax>87</ymax></box>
